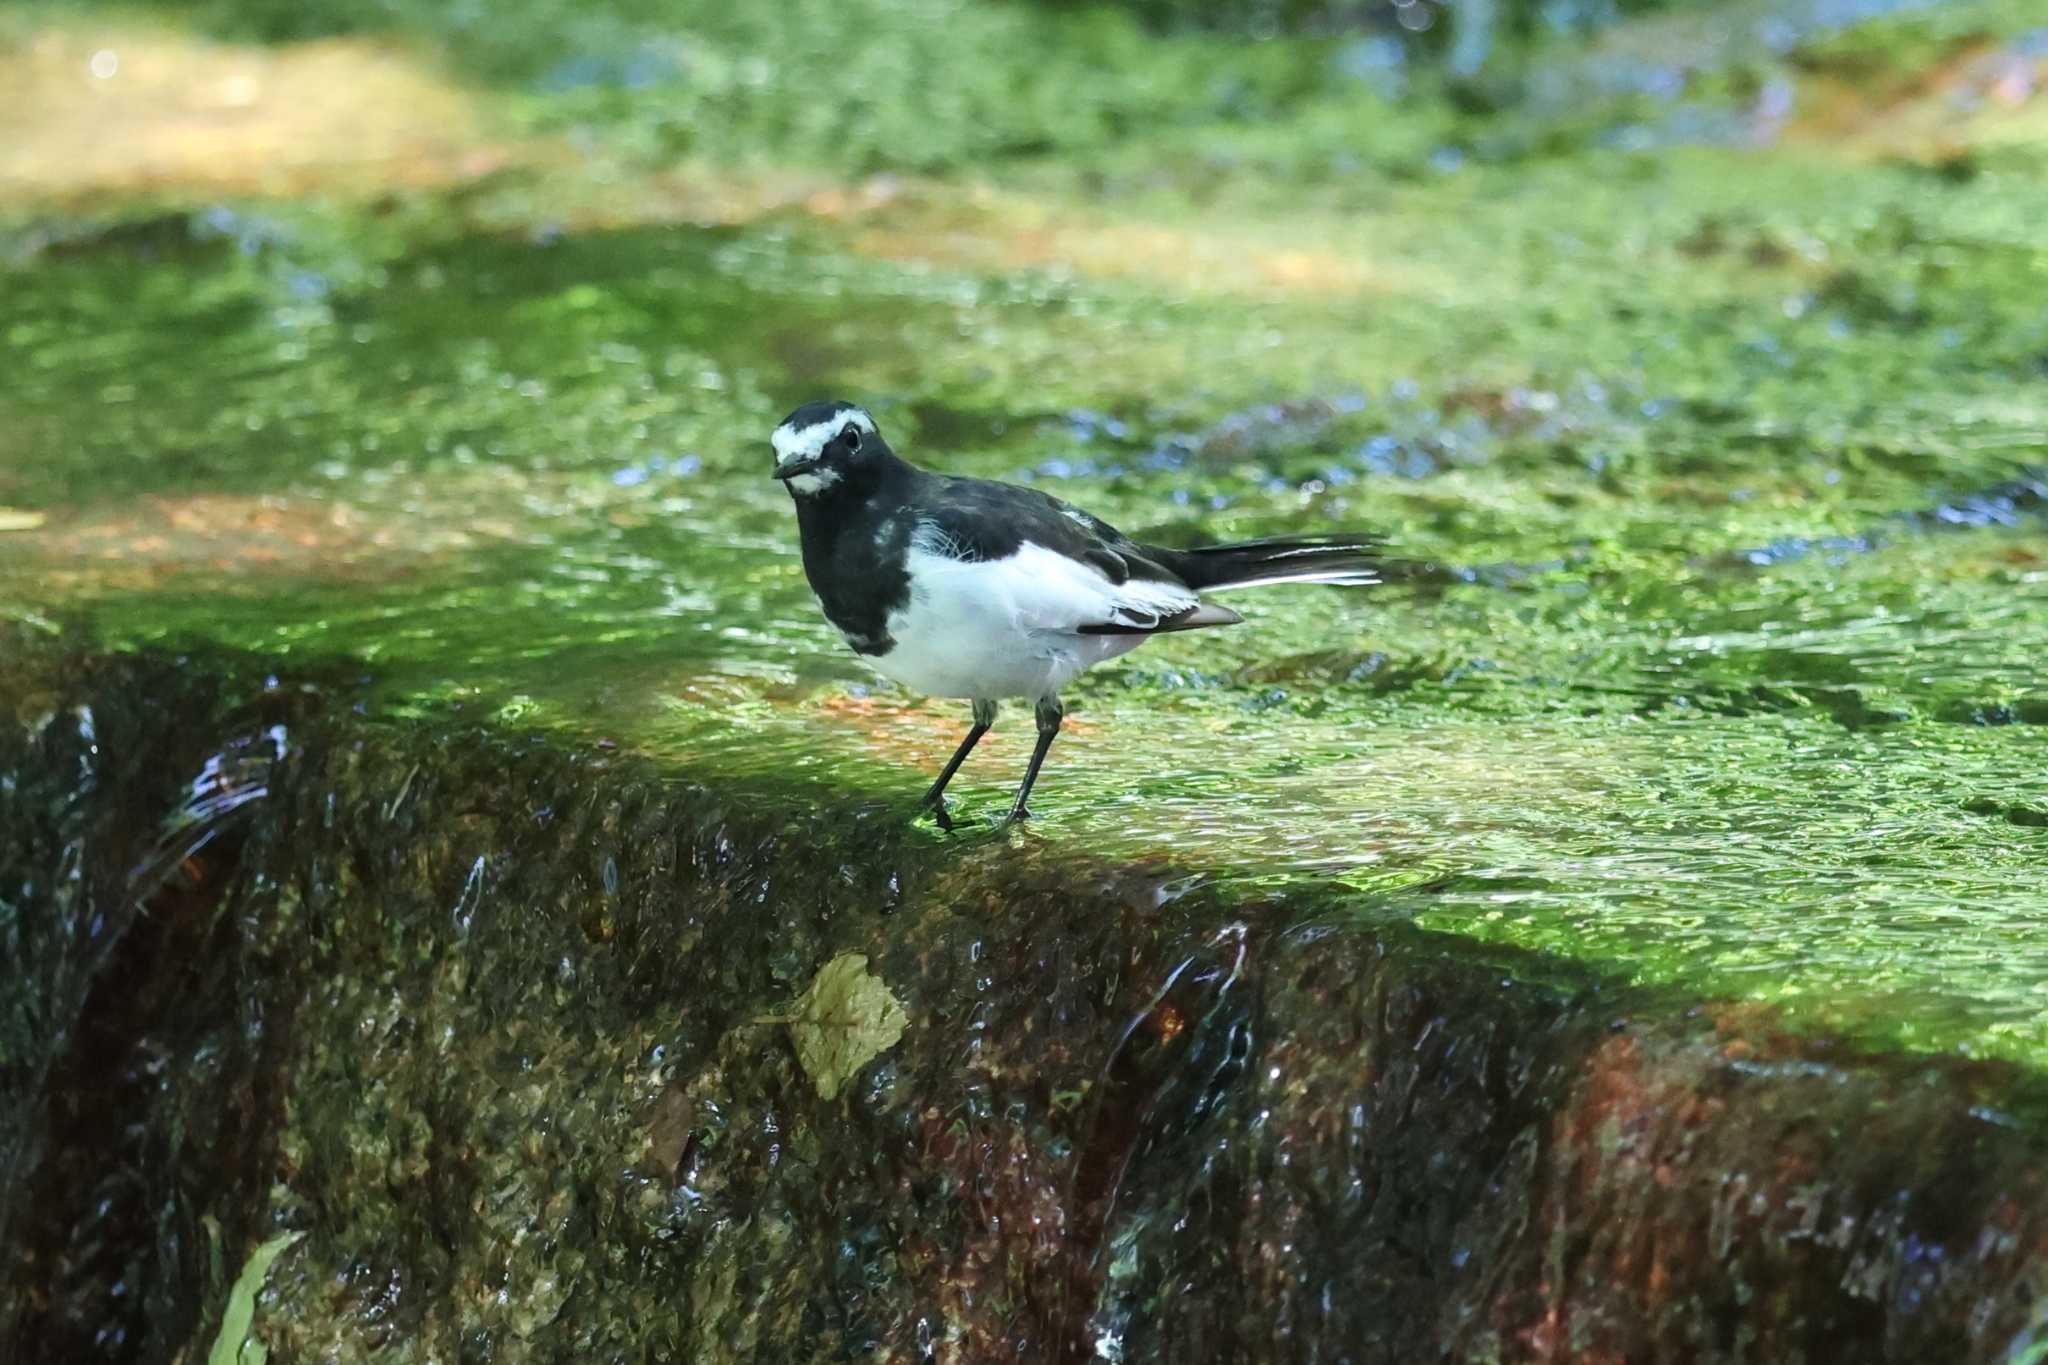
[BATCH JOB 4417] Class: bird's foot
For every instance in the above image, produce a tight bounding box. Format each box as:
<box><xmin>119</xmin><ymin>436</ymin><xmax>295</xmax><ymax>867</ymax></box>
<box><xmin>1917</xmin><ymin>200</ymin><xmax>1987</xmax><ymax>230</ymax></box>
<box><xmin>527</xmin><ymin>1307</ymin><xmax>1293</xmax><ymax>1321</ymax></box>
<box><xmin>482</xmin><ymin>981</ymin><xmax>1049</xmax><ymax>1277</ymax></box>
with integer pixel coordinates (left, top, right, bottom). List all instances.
<box><xmin>918</xmin><ymin>793</ymin><xmax>957</xmax><ymax>832</ymax></box>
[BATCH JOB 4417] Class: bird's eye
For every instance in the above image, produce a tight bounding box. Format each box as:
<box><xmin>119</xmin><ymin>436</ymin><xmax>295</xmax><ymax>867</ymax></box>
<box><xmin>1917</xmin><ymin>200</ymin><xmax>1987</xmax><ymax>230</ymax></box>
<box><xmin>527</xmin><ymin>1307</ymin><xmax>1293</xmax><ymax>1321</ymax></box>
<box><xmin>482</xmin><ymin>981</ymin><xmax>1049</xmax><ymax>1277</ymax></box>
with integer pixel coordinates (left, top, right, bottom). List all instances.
<box><xmin>842</xmin><ymin>426</ymin><xmax>862</xmax><ymax>453</ymax></box>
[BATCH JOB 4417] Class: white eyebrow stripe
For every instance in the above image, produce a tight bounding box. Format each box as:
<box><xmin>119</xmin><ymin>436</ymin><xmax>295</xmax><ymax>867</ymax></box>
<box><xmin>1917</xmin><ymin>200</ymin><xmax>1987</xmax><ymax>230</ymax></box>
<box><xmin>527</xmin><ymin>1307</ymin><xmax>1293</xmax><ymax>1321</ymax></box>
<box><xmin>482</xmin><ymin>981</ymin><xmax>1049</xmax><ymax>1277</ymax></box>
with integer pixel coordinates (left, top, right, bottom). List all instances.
<box><xmin>771</xmin><ymin>408</ymin><xmax>876</xmax><ymax>465</ymax></box>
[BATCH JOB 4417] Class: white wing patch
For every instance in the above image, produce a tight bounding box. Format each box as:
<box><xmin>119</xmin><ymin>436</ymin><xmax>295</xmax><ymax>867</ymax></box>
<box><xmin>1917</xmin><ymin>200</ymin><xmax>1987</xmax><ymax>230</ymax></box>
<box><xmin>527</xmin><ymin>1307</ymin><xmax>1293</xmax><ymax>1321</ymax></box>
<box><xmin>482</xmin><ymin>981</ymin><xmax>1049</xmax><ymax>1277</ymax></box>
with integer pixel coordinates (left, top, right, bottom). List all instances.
<box><xmin>1032</xmin><ymin>544</ymin><xmax>1200</xmax><ymax>631</ymax></box>
<box><xmin>875</xmin><ymin>539</ymin><xmax>1223</xmax><ymax>700</ymax></box>
<box><xmin>771</xmin><ymin>407</ymin><xmax>876</xmax><ymax>467</ymax></box>
<box><xmin>916</xmin><ymin>540</ymin><xmax>1198</xmax><ymax>634</ymax></box>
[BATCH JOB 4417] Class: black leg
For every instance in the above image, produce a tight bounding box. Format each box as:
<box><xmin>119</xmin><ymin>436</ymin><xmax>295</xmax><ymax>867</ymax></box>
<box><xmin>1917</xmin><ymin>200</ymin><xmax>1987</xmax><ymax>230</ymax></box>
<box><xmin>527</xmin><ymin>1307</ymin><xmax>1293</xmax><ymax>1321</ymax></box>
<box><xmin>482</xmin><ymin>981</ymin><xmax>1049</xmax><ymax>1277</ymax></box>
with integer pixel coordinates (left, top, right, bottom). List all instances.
<box><xmin>1005</xmin><ymin>695</ymin><xmax>1064</xmax><ymax>825</ymax></box>
<box><xmin>920</xmin><ymin>699</ymin><xmax>996</xmax><ymax>830</ymax></box>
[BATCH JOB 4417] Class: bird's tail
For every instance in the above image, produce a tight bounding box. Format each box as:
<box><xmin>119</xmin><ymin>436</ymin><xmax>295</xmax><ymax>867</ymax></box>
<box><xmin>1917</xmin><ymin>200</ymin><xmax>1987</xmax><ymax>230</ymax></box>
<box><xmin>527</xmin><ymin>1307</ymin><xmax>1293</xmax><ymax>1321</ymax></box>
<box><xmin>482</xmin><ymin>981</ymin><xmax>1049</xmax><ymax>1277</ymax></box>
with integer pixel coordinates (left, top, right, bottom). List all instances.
<box><xmin>1160</xmin><ymin>535</ymin><xmax>1384</xmax><ymax>592</ymax></box>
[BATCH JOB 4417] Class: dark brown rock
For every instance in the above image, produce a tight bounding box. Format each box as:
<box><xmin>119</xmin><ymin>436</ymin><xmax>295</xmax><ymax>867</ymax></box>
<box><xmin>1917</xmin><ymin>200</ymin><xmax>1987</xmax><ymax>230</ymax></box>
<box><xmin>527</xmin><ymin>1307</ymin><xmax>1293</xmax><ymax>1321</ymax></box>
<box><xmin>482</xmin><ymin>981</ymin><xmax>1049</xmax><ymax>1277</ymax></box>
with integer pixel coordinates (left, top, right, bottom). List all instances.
<box><xmin>5</xmin><ymin>632</ymin><xmax>2047</xmax><ymax>1364</ymax></box>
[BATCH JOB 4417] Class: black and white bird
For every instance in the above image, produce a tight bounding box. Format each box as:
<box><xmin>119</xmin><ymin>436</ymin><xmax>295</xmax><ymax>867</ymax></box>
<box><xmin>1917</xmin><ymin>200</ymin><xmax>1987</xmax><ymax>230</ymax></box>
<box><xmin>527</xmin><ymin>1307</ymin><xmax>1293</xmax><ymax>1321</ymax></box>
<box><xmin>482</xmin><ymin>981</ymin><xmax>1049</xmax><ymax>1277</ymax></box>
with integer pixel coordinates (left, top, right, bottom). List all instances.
<box><xmin>771</xmin><ymin>399</ymin><xmax>1383</xmax><ymax>828</ymax></box>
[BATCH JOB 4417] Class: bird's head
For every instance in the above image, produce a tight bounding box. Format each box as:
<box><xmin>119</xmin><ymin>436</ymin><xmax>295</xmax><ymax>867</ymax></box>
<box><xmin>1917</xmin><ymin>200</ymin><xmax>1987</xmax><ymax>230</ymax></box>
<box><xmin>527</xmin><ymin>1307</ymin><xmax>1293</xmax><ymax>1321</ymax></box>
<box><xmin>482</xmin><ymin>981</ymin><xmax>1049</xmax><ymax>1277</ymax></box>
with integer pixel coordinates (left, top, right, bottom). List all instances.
<box><xmin>770</xmin><ymin>399</ymin><xmax>886</xmax><ymax>498</ymax></box>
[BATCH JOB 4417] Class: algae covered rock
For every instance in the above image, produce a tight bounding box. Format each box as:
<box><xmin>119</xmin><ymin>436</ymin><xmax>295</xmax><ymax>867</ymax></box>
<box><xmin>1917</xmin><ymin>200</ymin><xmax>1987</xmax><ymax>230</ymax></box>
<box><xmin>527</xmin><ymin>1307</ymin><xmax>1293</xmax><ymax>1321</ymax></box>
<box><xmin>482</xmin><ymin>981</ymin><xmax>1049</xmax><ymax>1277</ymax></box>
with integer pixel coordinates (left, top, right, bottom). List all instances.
<box><xmin>9</xmin><ymin>640</ymin><xmax>2048</xmax><ymax>1364</ymax></box>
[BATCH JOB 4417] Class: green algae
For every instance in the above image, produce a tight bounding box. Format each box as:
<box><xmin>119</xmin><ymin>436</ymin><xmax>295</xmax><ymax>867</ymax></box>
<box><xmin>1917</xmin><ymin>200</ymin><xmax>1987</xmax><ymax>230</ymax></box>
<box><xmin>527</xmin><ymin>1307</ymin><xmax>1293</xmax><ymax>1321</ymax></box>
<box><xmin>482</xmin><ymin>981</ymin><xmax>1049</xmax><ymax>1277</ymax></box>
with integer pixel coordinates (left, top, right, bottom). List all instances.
<box><xmin>10</xmin><ymin>638</ymin><xmax>2048</xmax><ymax>1364</ymax></box>
<box><xmin>31</xmin><ymin>0</ymin><xmax>1348</xmax><ymax>176</ymax></box>
<box><xmin>12</xmin><ymin>6</ymin><xmax>2048</xmax><ymax>1361</ymax></box>
<box><xmin>3</xmin><ymin>0</ymin><xmax>2047</xmax><ymax>1075</ymax></box>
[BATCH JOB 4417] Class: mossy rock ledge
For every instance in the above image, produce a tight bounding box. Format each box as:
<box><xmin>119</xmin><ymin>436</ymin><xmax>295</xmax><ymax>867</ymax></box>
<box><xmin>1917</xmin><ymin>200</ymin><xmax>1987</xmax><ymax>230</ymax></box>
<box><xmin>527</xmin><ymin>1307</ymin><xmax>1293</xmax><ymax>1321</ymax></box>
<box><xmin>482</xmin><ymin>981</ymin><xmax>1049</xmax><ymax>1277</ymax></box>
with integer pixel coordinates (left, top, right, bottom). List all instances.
<box><xmin>5</xmin><ymin>632</ymin><xmax>2048</xmax><ymax>1364</ymax></box>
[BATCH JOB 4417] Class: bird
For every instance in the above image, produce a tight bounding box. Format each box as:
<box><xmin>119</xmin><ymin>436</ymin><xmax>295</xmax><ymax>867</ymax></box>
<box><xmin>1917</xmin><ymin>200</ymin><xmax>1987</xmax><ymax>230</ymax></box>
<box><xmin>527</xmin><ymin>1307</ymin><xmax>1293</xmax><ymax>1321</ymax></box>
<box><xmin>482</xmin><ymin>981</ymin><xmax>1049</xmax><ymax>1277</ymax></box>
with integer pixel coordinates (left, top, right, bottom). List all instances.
<box><xmin>770</xmin><ymin>398</ymin><xmax>1383</xmax><ymax>829</ymax></box>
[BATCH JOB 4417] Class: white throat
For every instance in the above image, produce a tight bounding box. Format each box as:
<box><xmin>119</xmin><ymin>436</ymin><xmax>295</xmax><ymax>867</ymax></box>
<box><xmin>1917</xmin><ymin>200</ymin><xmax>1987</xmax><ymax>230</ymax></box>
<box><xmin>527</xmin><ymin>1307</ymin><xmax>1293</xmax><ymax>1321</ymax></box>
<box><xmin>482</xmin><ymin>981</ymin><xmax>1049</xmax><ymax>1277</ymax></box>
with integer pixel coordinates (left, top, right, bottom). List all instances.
<box><xmin>783</xmin><ymin>468</ymin><xmax>842</xmax><ymax>496</ymax></box>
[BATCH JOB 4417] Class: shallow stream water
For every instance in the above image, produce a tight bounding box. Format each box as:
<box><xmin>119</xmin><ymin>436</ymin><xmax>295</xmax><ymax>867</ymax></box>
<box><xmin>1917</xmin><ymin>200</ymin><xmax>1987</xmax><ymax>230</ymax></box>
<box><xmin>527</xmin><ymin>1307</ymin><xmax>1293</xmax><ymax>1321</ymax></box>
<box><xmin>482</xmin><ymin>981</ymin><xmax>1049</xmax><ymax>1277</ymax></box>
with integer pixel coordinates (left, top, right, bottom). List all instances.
<box><xmin>7</xmin><ymin>165</ymin><xmax>2046</xmax><ymax>1062</ymax></box>
<box><xmin>6</xmin><ymin>1</ymin><xmax>2048</xmax><ymax>1358</ymax></box>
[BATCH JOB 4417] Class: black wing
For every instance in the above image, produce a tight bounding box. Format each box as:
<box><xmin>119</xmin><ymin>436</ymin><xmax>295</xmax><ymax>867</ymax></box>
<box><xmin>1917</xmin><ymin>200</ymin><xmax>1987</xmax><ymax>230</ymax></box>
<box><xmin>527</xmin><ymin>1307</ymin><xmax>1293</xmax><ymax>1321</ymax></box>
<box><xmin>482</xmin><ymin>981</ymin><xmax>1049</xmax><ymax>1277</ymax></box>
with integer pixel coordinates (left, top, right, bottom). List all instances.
<box><xmin>905</xmin><ymin>474</ymin><xmax>1243</xmax><ymax>635</ymax></box>
<box><xmin>912</xmin><ymin>473</ymin><xmax>1184</xmax><ymax>586</ymax></box>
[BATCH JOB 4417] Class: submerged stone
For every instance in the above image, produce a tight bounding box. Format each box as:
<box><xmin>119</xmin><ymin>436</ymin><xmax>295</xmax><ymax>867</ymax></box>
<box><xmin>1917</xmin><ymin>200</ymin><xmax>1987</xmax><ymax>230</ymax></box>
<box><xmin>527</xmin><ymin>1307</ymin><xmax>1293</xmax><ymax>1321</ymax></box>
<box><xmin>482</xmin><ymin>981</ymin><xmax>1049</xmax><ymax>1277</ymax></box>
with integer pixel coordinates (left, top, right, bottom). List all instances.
<box><xmin>6</xmin><ymin>636</ymin><xmax>2048</xmax><ymax>1363</ymax></box>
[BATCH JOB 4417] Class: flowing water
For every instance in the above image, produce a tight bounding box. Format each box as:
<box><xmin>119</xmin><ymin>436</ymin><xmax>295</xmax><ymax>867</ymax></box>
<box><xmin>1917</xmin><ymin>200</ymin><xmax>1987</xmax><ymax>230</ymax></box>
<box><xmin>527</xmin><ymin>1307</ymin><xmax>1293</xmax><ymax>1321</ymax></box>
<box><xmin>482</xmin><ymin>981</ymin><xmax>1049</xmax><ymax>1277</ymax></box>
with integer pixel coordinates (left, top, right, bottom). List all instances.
<box><xmin>8</xmin><ymin>157</ymin><xmax>2046</xmax><ymax>1058</ymax></box>
<box><xmin>4</xmin><ymin>0</ymin><xmax>2048</xmax><ymax>1355</ymax></box>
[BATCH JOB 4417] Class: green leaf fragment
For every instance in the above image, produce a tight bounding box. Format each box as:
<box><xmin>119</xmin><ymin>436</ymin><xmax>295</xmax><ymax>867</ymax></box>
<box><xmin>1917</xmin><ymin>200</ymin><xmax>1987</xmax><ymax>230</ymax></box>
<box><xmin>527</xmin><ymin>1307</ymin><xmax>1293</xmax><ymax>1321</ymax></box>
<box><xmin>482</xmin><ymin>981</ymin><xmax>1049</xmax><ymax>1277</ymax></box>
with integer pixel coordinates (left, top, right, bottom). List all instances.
<box><xmin>783</xmin><ymin>952</ymin><xmax>909</xmax><ymax>1100</ymax></box>
<box><xmin>206</xmin><ymin>1230</ymin><xmax>303</xmax><ymax>1365</ymax></box>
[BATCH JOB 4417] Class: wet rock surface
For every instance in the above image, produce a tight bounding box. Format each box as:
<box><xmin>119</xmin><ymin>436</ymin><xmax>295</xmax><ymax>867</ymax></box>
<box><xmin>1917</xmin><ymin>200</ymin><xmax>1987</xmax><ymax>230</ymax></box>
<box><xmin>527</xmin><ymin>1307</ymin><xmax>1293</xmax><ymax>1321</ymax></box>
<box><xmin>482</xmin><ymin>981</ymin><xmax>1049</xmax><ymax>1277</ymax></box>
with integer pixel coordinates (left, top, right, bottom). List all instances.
<box><xmin>6</xmin><ymin>1</ymin><xmax>2048</xmax><ymax>1357</ymax></box>
<box><xmin>8</xmin><ymin>635</ymin><xmax>2048</xmax><ymax>1364</ymax></box>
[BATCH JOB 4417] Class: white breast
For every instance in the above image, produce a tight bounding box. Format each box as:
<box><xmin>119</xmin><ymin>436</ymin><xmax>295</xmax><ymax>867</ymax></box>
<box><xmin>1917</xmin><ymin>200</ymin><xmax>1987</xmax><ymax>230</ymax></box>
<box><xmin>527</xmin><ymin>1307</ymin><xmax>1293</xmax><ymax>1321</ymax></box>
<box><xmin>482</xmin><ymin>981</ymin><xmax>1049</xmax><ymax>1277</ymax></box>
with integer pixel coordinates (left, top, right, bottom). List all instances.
<box><xmin>867</xmin><ymin>539</ymin><xmax>1188</xmax><ymax>701</ymax></box>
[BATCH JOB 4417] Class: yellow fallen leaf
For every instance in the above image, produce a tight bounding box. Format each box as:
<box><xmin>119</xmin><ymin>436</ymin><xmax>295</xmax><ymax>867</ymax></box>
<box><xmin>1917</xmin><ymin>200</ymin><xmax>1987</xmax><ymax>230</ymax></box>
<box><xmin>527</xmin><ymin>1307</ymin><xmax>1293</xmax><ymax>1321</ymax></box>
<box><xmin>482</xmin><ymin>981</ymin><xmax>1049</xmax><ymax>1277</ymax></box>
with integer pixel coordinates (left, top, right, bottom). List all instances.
<box><xmin>769</xmin><ymin>952</ymin><xmax>909</xmax><ymax>1101</ymax></box>
<box><xmin>0</xmin><ymin>508</ymin><xmax>47</xmax><ymax>532</ymax></box>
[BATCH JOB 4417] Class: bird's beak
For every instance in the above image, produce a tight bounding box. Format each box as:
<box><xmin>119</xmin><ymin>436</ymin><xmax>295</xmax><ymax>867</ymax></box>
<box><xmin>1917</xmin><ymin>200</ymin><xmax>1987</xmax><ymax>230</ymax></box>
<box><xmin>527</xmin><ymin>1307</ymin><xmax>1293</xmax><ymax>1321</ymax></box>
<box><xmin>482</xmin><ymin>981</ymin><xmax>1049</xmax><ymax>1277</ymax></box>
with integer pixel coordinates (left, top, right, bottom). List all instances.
<box><xmin>772</xmin><ymin>455</ymin><xmax>819</xmax><ymax>482</ymax></box>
